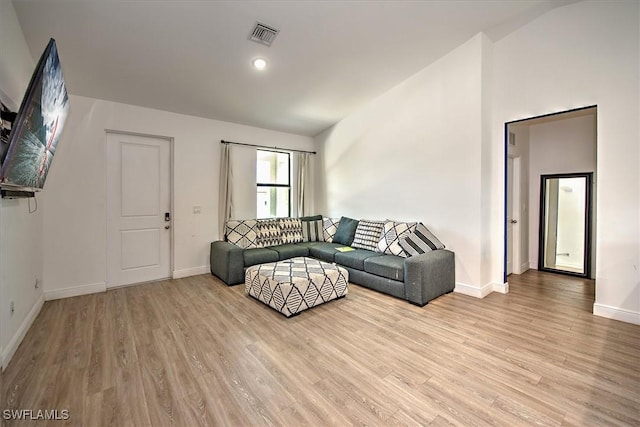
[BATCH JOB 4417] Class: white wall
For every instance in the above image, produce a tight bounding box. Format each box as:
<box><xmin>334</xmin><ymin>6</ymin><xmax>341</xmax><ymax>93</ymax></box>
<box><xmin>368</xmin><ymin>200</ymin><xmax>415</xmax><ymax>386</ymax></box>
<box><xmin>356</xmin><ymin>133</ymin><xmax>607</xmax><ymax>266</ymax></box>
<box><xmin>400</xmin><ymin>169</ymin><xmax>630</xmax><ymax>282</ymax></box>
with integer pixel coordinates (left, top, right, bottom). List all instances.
<box><xmin>41</xmin><ymin>95</ymin><xmax>314</xmax><ymax>296</ymax></box>
<box><xmin>492</xmin><ymin>0</ymin><xmax>639</xmax><ymax>323</ymax></box>
<box><xmin>0</xmin><ymin>0</ymin><xmax>44</xmax><ymax>370</ymax></box>
<box><xmin>527</xmin><ymin>114</ymin><xmax>597</xmax><ymax>271</ymax></box>
<box><xmin>316</xmin><ymin>0</ymin><xmax>639</xmax><ymax>323</ymax></box>
<box><xmin>315</xmin><ymin>34</ymin><xmax>489</xmax><ymax>293</ymax></box>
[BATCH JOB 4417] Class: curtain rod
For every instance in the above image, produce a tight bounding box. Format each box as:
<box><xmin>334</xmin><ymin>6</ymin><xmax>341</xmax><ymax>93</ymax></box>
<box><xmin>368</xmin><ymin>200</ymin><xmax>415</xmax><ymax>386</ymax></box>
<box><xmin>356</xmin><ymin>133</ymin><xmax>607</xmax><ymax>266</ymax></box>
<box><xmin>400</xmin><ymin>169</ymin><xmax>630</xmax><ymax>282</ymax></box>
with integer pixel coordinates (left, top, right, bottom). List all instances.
<box><xmin>220</xmin><ymin>139</ymin><xmax>316</xmax><ymax>155</ymax></box>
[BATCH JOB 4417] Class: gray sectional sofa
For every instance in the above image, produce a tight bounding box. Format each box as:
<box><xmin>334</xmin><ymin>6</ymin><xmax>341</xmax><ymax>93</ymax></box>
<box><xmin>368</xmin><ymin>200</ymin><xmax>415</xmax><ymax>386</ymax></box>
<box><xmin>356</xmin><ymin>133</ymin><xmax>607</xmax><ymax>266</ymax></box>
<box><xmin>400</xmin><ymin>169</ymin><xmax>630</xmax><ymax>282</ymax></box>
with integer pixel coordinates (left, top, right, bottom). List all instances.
<box><xmin>209</xmin><ymin>216</ymin><xmax>455</xmax><ymax>306</ymax></box>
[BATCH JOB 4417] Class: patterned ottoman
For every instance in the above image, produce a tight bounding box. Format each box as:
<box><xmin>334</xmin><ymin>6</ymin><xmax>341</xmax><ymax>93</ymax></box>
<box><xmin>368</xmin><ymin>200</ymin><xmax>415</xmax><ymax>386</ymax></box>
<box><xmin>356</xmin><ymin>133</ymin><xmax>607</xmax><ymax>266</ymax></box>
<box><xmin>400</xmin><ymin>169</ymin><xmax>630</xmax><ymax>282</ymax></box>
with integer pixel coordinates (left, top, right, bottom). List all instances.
<box><xmin>245</xmin><ymin>257</ymin><xmax>349</xmax><ymax>317</ymax></box>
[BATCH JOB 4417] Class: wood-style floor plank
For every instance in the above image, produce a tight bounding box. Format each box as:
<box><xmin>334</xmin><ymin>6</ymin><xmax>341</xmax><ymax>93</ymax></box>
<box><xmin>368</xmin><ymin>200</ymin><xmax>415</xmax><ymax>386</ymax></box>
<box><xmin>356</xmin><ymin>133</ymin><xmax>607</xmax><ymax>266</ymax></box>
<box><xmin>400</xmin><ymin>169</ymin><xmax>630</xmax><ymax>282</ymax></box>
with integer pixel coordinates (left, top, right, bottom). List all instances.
<box><xmin>1</xmin><ymin>269</ymin><xmax>639</xmax><ymax>426</ymax></box>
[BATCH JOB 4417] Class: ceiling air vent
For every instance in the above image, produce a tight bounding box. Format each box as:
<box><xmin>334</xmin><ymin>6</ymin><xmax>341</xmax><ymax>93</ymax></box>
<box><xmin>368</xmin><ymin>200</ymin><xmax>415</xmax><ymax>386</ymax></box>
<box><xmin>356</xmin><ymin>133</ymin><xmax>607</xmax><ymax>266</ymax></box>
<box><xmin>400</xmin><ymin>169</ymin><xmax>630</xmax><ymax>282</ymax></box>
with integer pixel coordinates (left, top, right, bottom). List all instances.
<box><xmin>249</xmin><ymin>22</ymin><xmax>279</xmax><ymax>46</ymax></box>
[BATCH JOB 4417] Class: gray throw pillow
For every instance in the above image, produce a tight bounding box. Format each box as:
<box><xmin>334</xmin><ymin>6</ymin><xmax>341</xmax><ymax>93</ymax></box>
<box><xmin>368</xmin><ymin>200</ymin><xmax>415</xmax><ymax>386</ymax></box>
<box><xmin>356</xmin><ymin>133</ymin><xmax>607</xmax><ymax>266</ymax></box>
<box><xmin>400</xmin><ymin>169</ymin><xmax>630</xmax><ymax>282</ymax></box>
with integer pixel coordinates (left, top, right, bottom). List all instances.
<box><xmin>332</xmin><ymin>216</ymin><xmax>359</xmax><ymax>246</ymax></box>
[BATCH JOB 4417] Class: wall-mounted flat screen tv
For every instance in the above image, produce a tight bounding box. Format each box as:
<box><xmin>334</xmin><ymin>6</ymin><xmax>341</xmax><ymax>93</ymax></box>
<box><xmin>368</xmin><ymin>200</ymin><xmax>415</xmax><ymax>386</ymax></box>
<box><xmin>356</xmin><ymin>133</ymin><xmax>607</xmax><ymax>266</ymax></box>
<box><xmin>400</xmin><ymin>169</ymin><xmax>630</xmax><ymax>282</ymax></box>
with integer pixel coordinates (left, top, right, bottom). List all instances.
<box><xmin>0</xmin><ymin>38</ymin><xmax>69</xmax><ymax>191</ymax></box>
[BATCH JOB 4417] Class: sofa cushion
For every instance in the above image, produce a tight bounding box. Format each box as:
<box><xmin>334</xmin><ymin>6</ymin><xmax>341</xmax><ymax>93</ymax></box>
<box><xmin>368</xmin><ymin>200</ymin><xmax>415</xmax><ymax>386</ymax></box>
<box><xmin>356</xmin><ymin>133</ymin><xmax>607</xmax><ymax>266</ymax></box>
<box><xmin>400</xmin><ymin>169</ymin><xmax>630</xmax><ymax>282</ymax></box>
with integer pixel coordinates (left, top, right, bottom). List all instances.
<box><xmin>270</xmin><ymin>243</ymin><xmax>309</xmax><ymax>260</ymax></box>
<box><xmin>399</xmin><ymin>223</ymin><xmax>445</xmax><ymax>256</ymax></box>
<box><xmin>352</xmin><ymin>220</ymin><xmax>385</xmax><ymax>252</ymax></box>
<box><xmin>364</xmin><ymin>255</ymin><xmax>405</xmax><ymax>281</ymax></box>
<box><xmin>309</xmin><ymin>242</ymin><xmax>343</xmax><ymax>263</ymax></box>
<box><xmin>226</xmin><ymin>219</ymin><xmax>259</xmax><ymax>249</ymax></box>
<box><xmin>295</xmin><ymin>241</ymin><xmax>322</xmax><ymax>249</ymax></box>
<box><xmin>323</xmin><ymin>217</ymin><xmax>340</xmax><ymax>242</ymax></box>
<box><xmin>256</xmin><ymin>219</ymin><xmax>282</xmax><ymax>247</ymax></box>
<box><xmin>333</xmin><ymin>216</ymin><xmax>359</xmax><ymax>246</ymax></box>
<box><xmin>335</xmin><ymin>249</ymin><xmax>382</xmax><ymax>271</ymax></box>
<box><xmin>377</xmin><ymin>220</ymin><xmax>417</xmax><ymax>258</ymax></box>
<box><xmin>279</xmin><ymin>217</ymin><xmax>303</xmax><ymax>244</ymax></box>
<box><xmin>301</xmin><ymin>215</ymin><xmax>324</xmax><ymax>242</ymax></box>
<box><xmin>244</xmin><ymin>247</ymin><xmax>279</xmax><ymax>267</ymax></box>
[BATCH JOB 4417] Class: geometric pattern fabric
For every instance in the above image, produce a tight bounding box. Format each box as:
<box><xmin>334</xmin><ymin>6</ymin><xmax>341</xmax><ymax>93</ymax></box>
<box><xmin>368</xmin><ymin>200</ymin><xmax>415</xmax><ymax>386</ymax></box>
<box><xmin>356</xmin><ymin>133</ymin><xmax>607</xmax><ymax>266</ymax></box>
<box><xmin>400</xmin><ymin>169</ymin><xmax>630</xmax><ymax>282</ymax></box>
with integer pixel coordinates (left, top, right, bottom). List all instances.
<box><xmin>256</xmin><ymin>218</ymin><xmax>282</xmax><ymax>247</ymax></box>
<box><xmin>351</xmin><ymin>220</ymin><xmax>385</xmax><ymax>251</ymax></box>
<box><xmin>399</xmin><ymin>222</ymin><xmax>445</xmax><ymax>257</ymax></box>
<box><xmin>301</xmin><ymin>218</ymin><xmax>324</xmax><ymax>242</ymax></box>
<box><xmin>322</xmin><ymin>217</ymin><xmax>340</xmax><ymax>243</ymax></box>
<box><xmin>245</xmin><ymin>257</ymin><xmax>348</xmax><ymax>317</ymax></box>
<box><xmin>225</xmin><ymin>219</ymin><xmax>259</xmax><ymax>249</ymax></box>
<box><xmin>377</xmin><ymin>220</ymin><xmax>418</xmax><ymax>257</ymax></box>
<box><xmin>278</xmin><ymin>217</ymin><xmax>303</xmax><ymax>244</ymax></box>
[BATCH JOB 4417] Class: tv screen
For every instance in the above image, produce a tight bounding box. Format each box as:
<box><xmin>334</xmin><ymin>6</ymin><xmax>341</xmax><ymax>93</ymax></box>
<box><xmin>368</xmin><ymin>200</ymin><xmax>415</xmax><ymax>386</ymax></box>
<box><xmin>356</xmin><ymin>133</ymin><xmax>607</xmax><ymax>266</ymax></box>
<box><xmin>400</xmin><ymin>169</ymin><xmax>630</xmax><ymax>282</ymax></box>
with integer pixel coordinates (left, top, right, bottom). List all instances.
<box><xmin>0</xmin><ymin>38</ymin><xmax>69</xmax><ymax>191</ymax></box>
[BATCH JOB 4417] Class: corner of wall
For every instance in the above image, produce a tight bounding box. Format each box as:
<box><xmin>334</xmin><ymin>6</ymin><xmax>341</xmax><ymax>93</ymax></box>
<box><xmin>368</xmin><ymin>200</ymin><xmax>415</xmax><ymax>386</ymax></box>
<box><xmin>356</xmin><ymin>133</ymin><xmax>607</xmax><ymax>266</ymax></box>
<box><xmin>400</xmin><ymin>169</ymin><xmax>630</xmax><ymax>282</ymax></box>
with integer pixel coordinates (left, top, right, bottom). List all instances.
<box><xmin>454</xmin><ymin>282</ymin><xmax>494</xmax><ymax>298</ymax></box>
<box><xmin>1</xmin><ymin>293</ymin><xmax>44</xmax><ymax>371</ymax></box>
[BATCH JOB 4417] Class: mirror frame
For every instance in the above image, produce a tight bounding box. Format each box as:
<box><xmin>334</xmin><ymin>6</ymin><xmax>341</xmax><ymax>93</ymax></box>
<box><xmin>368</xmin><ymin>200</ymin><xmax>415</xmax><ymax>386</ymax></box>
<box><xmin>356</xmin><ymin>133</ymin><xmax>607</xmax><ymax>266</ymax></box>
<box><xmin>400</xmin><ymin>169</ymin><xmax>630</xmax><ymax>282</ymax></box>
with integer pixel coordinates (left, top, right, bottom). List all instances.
<box><xmin>538</xmin><ymin>172</ymin><xmax>593</xmax><ymax>278</ymax></box>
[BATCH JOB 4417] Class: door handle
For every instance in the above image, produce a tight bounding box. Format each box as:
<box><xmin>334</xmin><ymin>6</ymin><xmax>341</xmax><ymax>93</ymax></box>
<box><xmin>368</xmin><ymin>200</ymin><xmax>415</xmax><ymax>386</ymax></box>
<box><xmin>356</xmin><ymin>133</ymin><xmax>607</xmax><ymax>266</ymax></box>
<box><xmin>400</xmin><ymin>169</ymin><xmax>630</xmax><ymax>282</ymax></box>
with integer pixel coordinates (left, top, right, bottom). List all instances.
<box><xmin>165</xmin><ymin>225</ymin><xmax>170</xmax><ymax>230</ymax></box>
<box><xmin>510</xmin><ymin>219</ymin><xmax>518</xmax><ymax>224</ymax></box>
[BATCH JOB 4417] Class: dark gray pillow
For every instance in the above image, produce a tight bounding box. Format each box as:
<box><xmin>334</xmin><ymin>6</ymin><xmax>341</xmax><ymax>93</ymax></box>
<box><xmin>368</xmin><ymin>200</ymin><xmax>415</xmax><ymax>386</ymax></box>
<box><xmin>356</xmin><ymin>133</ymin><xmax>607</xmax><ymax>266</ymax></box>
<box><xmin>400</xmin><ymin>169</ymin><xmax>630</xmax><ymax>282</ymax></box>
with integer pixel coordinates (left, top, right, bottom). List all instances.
<box><xmin>300</xmin><ymin>215</ymin><xmax>323</xmax><ymax>221</ymax></box>
<box><xmin>333</xmin><ymin>216</ymin><xmax>359</xmax><ymax>246</ymax></box>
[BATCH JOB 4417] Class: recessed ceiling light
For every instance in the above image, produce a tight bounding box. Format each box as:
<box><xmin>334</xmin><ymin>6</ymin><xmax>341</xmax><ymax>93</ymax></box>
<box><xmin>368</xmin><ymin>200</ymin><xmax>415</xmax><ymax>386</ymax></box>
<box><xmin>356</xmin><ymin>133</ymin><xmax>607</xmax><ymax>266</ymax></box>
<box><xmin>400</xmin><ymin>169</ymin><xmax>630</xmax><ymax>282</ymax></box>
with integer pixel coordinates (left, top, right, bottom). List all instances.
<box><xmin>252</xmin><ymin>58</ymin><xmax>267</xmax><ymax>70</ymax></box>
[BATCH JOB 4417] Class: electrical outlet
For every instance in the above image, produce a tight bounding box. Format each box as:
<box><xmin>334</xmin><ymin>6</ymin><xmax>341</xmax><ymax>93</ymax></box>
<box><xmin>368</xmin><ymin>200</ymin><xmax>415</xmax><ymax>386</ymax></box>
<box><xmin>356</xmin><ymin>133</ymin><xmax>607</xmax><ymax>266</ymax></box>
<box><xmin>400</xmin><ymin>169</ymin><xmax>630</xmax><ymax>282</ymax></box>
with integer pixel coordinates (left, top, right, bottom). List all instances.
<box><xmin>10</xmin><ymin>301</ymin><xmax>14</xmax><ymax>315</ymax></box>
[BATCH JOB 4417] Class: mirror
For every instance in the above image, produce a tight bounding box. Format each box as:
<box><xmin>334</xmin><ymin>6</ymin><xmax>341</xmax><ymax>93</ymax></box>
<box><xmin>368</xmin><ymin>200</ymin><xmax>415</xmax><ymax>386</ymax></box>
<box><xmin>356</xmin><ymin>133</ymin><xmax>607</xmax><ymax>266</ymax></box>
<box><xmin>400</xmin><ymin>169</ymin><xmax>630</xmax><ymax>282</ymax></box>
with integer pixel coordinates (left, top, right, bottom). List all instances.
<box><xmin>539</xmin><ymin>172</ymin><xmax>592</xmax><ymax>277</ymax></box>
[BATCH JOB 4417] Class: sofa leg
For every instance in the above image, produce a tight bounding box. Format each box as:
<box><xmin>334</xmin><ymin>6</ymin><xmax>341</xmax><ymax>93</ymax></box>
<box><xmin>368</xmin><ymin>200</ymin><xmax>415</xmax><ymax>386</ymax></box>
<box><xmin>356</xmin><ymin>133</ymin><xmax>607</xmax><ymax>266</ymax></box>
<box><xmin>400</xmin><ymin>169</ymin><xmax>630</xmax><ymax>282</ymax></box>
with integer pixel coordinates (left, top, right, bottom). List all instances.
<box><xmin>409</xmin><ymin>300</ymin><xmax>428</xmax><ymax>307</ymax></box>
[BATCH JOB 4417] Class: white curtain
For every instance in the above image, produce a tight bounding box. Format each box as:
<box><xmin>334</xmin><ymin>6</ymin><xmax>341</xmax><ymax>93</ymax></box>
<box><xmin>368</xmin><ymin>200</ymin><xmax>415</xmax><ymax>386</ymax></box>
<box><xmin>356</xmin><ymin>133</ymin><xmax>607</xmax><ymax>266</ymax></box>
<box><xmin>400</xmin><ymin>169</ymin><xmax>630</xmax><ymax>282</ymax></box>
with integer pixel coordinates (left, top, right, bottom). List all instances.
<box><xmin>219</xmin><ymin>143</ymin><xmax>233</xmax><ymax>238</ymax></box>
<box><xmin>296</xmin><ymin>152</ymin><xmax>309</xmax><ymax>216</ymax></box>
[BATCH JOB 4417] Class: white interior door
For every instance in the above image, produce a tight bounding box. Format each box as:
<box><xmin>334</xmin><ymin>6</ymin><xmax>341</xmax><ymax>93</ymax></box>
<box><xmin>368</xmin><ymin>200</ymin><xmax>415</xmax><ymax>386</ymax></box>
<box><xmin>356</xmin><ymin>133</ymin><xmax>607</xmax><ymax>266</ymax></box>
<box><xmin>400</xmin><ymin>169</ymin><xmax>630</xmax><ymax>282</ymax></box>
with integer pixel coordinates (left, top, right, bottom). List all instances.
<box><xmin>107</xmin><ymin>132</ymin><xmax>171</xmax><ymax>288</ymax></box>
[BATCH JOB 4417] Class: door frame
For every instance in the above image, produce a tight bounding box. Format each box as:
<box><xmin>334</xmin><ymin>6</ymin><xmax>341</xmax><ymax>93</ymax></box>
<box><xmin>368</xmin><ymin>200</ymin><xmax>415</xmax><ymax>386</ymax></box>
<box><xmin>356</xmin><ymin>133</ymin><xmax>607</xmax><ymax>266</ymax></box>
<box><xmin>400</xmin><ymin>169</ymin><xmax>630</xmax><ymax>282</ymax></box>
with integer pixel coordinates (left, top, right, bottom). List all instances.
<box><xmin>503</xmin><ymin>105</ymin><xmax>597</xmax><ymax>283</ymax></box>
<box><xmin>105</xmin><ymin>130</ymin><xmax>175</xmax><ymax>288</ymax></box>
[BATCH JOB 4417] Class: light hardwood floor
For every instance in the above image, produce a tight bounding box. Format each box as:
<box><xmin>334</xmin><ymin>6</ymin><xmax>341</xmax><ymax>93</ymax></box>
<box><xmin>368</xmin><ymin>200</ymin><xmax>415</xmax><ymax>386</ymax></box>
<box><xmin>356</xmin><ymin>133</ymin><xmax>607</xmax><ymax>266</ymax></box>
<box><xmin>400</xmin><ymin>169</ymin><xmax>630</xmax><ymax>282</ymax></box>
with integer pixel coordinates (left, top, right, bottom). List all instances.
<box><xmin>1</xmin><ymin>270</ymin><xmax>639</xmax><ymax>426</ymax></box>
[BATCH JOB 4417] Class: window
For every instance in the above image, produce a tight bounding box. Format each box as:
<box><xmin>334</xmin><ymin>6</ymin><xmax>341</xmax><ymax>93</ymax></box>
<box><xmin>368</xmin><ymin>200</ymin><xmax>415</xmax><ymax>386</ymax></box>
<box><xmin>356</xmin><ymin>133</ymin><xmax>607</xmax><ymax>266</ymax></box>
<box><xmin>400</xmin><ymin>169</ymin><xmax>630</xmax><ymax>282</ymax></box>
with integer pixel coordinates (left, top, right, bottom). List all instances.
<box><xmin>257</xmin><ymin>150</ymin><xmax>290</xmax><ymax>218</ymax></box>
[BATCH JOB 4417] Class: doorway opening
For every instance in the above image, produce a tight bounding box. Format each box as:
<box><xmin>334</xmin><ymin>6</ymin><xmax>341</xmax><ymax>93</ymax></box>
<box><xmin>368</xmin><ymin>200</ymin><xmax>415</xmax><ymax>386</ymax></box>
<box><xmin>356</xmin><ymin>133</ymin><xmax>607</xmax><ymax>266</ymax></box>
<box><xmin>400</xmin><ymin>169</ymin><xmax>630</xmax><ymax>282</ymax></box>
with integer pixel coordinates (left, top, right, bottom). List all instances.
<box><xmin>503</xmin><ymin>105</ymin><xmax>597</xmax><ymax>288</ymax></box>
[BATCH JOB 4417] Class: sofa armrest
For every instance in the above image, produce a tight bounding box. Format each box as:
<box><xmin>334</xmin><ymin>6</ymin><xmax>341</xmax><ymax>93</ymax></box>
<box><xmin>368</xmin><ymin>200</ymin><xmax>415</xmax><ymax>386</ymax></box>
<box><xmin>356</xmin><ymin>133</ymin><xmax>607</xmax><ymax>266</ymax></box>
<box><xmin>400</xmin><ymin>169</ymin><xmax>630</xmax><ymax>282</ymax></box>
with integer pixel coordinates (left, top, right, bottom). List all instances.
<box><xmin>210</xmin><ymin>241</ymin><xmax>245</xmax><ymax>285</ymax></box>
<box><xmin>404</xmin><ymin>249</ymin><xmax>455</xmax><ymax>306</ymax></box>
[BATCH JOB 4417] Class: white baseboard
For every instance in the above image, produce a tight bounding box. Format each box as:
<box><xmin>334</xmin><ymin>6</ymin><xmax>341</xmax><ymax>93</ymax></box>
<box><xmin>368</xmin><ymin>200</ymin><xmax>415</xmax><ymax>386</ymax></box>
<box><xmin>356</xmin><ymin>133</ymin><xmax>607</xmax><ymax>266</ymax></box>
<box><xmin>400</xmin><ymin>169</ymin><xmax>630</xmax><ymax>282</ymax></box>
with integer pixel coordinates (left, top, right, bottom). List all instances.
<box><xmin>173</xmin><ymin>266</ymin><xmax>209</xmax><ymax>279</ymax></box>
<box><xmin>44</xmin><ymin>282</ymin><xmax>106</xmax><ymax>301</ymax></box>
<box><xmin>593</xmin><ymin>303</ymin><xmax>640</xmax><ymax>325</ymax></box>
<box><xmin>519</xmin><ymin>262</ymin><xmax>530</xmax><ymax>273</ymax></box>
<box><xmin>2</xmin><ymin>294</ymin><xmax>45</xmax><ymax>371</ymax></box>
<box><xmin>492</xmin><ymin>281</ymin><xmax>509</xmax><ymax>294</ymax></box>
<box><xmin>454</xmin><ymin>282</ymin><xmax>494</xmax><ymax>298</ymax></box>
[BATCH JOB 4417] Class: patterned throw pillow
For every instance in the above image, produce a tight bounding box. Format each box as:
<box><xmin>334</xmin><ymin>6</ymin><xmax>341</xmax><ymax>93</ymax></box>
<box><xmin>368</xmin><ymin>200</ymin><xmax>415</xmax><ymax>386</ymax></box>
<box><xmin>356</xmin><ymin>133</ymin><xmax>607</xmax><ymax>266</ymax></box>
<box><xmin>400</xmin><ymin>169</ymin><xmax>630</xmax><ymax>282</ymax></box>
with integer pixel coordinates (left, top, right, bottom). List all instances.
<box><xmin>300</xmin><ymin>215</ymin><xmax>324</xmax><ymax>242</ymax></box>
<box><xmin>279</xmin><ymin>217</ymin><xmax>303</xmax><ymax>244</ymax></box>
<box><xmin>225</xmin><ymin>219</ymin><xmax>259</xmax><ymax>249</ymax></box>
<box><xmin>399</xmin><ymin>223</ymin><xmax>445</xmax><ymax>257</ymax></box>
<box><xmin>352</xmin><ymin>220</ymin><xmax>385</xmax><ymax>251</ymax></box>
<box><xmin>377</xmin><ymin>220</ymin><xmax>418</xmax><ymax>257</ymax></box>
<box><xmin>323</xmin><ymin>218</ymin><xmax>340</xmax><ymax>243</ymax></box>
<box><xmin>257</xmin><ymin>219</ymin><xmax>282</xmax><ymax>247</ymax></box>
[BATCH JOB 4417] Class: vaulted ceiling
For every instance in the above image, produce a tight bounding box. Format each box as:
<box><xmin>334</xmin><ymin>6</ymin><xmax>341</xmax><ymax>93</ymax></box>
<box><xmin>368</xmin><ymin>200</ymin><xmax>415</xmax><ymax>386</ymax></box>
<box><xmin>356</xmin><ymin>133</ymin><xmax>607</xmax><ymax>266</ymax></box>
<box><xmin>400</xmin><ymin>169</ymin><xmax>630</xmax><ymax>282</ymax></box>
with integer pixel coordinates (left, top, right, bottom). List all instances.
<box><xmin>13</xmin><ymin>0</ymin><xmax>576</xmax><ymax>136</ymax></box>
